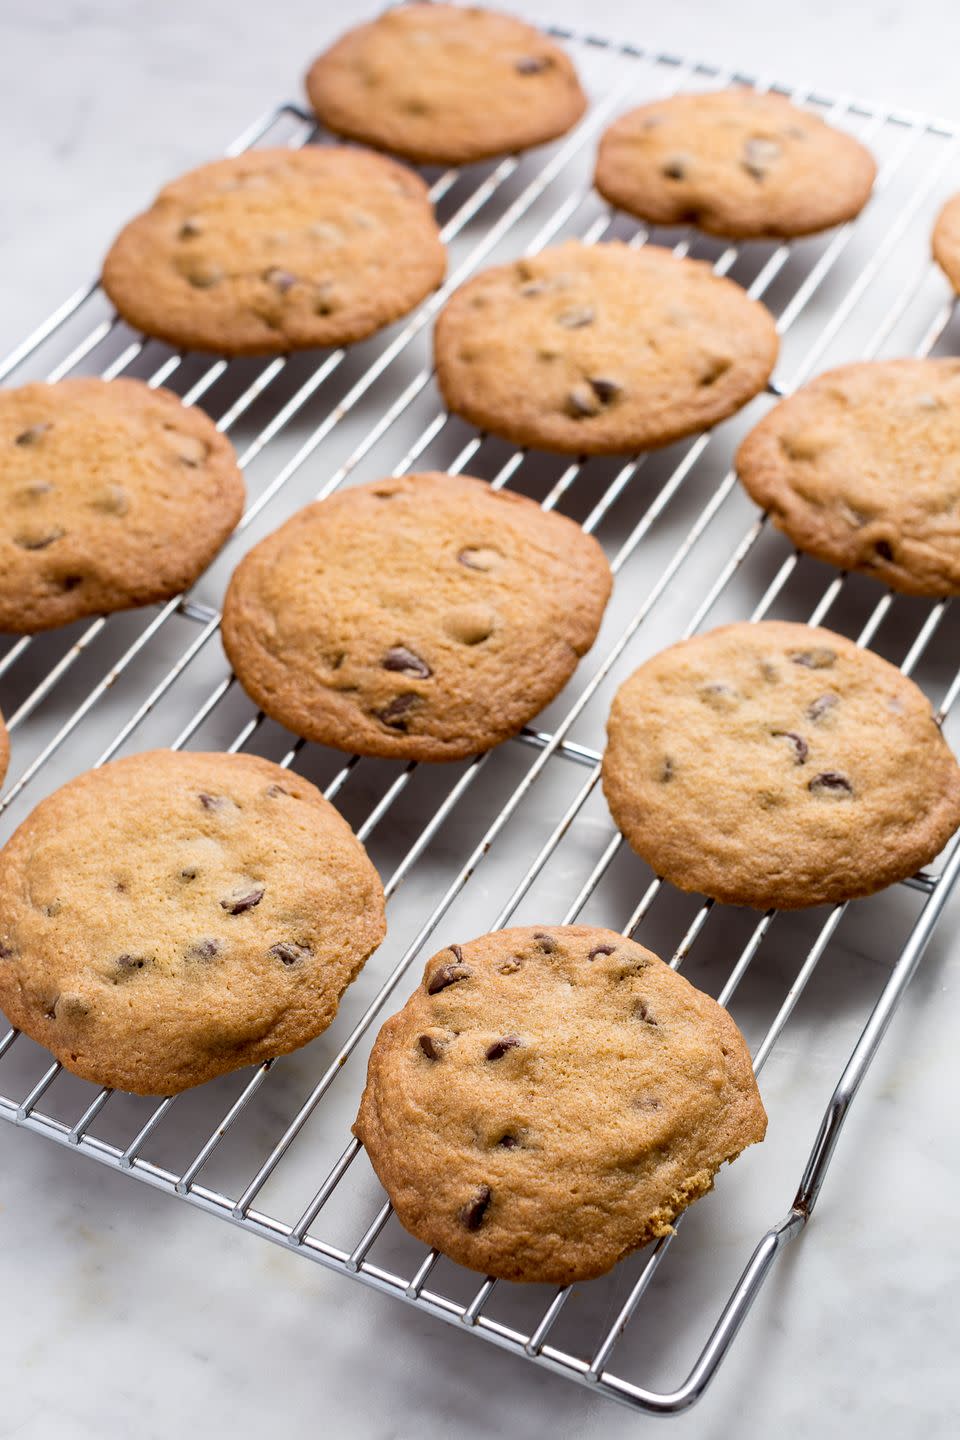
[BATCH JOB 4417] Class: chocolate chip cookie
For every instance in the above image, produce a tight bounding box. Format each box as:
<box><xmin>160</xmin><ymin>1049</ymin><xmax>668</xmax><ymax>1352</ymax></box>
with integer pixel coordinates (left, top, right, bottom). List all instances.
<box><xmin>595</xmin><ymin>89</ymin><xmax>877</xmax><ymax>239</ymax></box>
<box><xmin>0</xmin><ymin>750</ymin><xmax>386</xmax><ymax>1095</ymax></box>
<box><xmin>737</xmin><ymin>359</ymin><xmax>960</xmax><ymax>596</ymax></box>
<box><xmin>603</xmin><ymin>621</ymin><xmax>960</xmax><ymax>910</ymax></box>
<box><xmin>221</xmin><ymin>472</ymin><xmax>612</xmax><ymax>761</ymax></box>
<box><xmin>933</xmin><ymin>193</ymin><xmax>960</xmax><ymax>293</ymax></box>
<box><xmin>354</xmin><ymin>925</ymin><xmax>766</xmax><ymax>1284</ymax></box>
<box><xmin>0</xmin><ymin>712</ymin><xmax>8</xmax><ymax>788</ymax></box>
<box><xmin>0</xmin><ymin>378</ymin><xmax>244</xmax><ymax>634</ymax></box>
<box><xmin>102</xmin><ymin>146</ymin><xmax>446</xmax><ymax>356</ymax></box>
<box><xmin>305</xmin><ymin>4</ymin><xmax>587</xmax><ymax>167</ymax></box>
<box><xmin>433</xmin><ymin>241</ymin><xmax>779</xmax><ymax>455</ymax></box>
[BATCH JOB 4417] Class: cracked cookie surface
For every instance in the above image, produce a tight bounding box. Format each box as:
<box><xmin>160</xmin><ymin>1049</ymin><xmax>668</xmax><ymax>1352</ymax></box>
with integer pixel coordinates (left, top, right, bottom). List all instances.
<box><xmin>221</xmin><ymin>471</ymin><xmax>612</xmax><ymax>761</ymax></box>
<box><xmin>305</xmin><ymin>3</ymin><xmax>586</xmax><ymax>166</ymax></box>
<box><xmin>102</xmin><ymin>146</ymin><xmax>446</xmax><ymax>355</ymax></box>
<box><xmin>602</xmin><ymin>621</ymin><xmax>960</xmax><ymax>909</ymax></box>
<box><xmin>433</xmin><ymin>241</ymin><xmax>778</xmax><ymax>455</ymax></box>
<box><xmin>595</xmin><ymin>89</ymin><xmax>876</xmax><ymax>239</ymax></box>
<box><xmin>354</xmin><ymin>924</ymin><xmax>766</xmax><ymax>1284</ymax></box>
<box><xmin>0</xmin><ymin>377</ymin><xmax>244</xmax><ymax>633</ymax></box>
<box><xmin>933</xmin><ymin>193</ymin><xmax>960</xmax><ymax>293</ymax></box>
<box><xmin>0</xmin><ymin>750</ymin><xmax>386</xmax><ymax>1094</ymax></box>
<box><xmin>737</xmin><ymin>359</ymin><xmax>960</xmax><ymax>596</ymax></box>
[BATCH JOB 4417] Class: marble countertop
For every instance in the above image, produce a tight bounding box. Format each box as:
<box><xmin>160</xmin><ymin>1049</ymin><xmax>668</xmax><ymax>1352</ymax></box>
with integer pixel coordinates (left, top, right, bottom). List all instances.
<box><xmin>2</xmin><ymin>3</ymin><xmax>960</xmax><ymax>1437</ymax></box>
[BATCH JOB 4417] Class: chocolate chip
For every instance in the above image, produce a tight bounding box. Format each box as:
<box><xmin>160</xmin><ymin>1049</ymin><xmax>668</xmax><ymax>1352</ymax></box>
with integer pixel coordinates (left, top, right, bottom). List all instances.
<box><xmin>533</xmin><ymin>932</ymin><xmax>556</xmax><ymax>953</ymax></box>
<box><xmin>266</xmin><ymin>783</ymin><xmax>289</xmax><ymax>798</ymax></box>
<box><xmin>790</xmin><ymin>648</ymin><xmax>836</xmax><ymax>670</ymax></box>
<box><xmin>427</xmin><ymin>958</ymin><xmax>472</xmax><ymax>994</ymax></box>
<box><xmin>373</xmin><ymin>693</ymin><xmax>419</xmax><ymax>729</ymax></box>
<box><xmin>116</xmin><ymin>954</ymin><xmax>147</xmax><ymax>974</ymax></box>
<box><xmin>270</xmin><ymin>941</ymin><xmax>311</xmax><ymax>966</ymax></box>
<box><xmin>485</xmin><ymin>1035</ymin><xmax>522</xmax><ymax>1061</ymax></box>
<box><xmin>449</xmin><ymin>944</ymin><xmax>463</xmax><ymax>963</ymax></box>
<box><xmin>873</xmin><ymin>539</ymin><xmax>894</xmax><ymax>561</ymax></box>
<box><xmin>588</xmin><ymin>944</ymin><xmax>616</xmax><ymax>960</ymax></box>
<box><xmin>557</xmin><ymin>305</ymin><xmax>594</xmax><ymax>329</ymax></box>
<box><xmin>808</xmin><ymin>692</ymin><xmax>838</xmax><ymax>722</ymax></box>
<box><xmin>458</xmin><ymin>1185</ymin><xmax>492</xmax><ymax>1231</ymax></box>
<box><xmin>636</xmin><ymin>1000</ymin><xmax>658</xmax><ymax>1024</ymax></box>
<box><xmin>418</xmin><ymin>1033</ymin><xmax>444</xmax><ymax>1060</ymax></box>
<box><xmin>44</xmin><ymin>997</ymin><xmax>60</xmax><ymax>1021</ymax></box>
<box><xmin>457</xmin><ymin>546</ymin><xmax>501</xmax><ymax>572</ymax></box>
<box><xmin>221</xmin><ymin>886</ymin><xmax>265</xmax><ymax>915</ymax></box>
<box><xmin>179</xmin><ymin>217</ymin><xmax>203</xmax><ymax>239</ymax></box>
<box><xmin>588</xmin><ymin>375</ymin><xmax>623</xmax><ymax>404</ymax></box>
<box><xmin>808</xmin><ymin>771</ymin><xmax>853</xmax><ymax>796</ymax></box>
<box><xmin>742</xmin><ymin>137</ymin><xmax>781</xmax><ymax>180</ymax></box>
<box><xmin>515</xmin><ymin>55</ymin><xmax>552</xmax><ymax>74</ymax></box>
<box><xmin>186</xmin><ymin>262</ymin><xmax>224</xmax><ymax>289</ymax></box>
<box><xmin>660</xmin><ymin>757</ymin><xmax>674</xmax><ymax>782</ymax></box>
<box><xmin>700</xmin><ymin>681</ymin><xmax>738</xmax><ymax>709</ymax></box>
<box><xmin>0</xmin><ymin>941</ymin><xmax>15</xmax><ymax>959</ymax></box>
<box><xmin>264</xmin><ymin>267</ymin><xmax>297</xmax><ymax>293</ymax></box>
<box><xmin>14</xmin><ymin>423</ymin><xmax>51</xmax><ymax>446</ymax></box>
<box><xmin>61</xmin><ymin>575</ymin><xmax>83</xmax><ymax>592</ymax></box>
<box><xmin>496</xmin><ymin>1134</ymin><xmax>519</xmax><ymax>1149</ymax></box>
<box><xmin>565</xmin><ymin>382</ymin><xmax>601</xmax><ymax>418</ymax></box>
<box><xmin>187</xmin><ymin>938</ymin><xmax>220</xmax><ymax>961</ymax></box>
<box><xmin>382</xmin><ymin>645</ymin><xmax>432</xmax><ymax>679</ymax></box>
<box><xmin>198</xmin><ymin>792</ymin><xmax>221</xmax><ymax>810</ymax></box>
<box><xmin>15</xmin><ymin>528</ymin><xmax>64</xmax><ymax>550</ymax></box>
<box><xmin>771</xmin><ymin>729</ymin><xmax>809</xmax><ymax>764</ymax></box>
<box><xmin>180</xmin><ymin>868</ymin><xmax>198</xmax><ymax>881</ymax></box>
<box><xmin>662</xmin><ymin>156</ymin><xmax>689</xmax><ymax>180</ymax></box>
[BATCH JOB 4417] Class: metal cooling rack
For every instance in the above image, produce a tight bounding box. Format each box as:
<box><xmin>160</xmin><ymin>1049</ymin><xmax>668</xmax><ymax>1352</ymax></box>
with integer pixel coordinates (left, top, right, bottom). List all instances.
<box><xmin>2</xmin><ymin>21</ymin><xmax>960</xmax><ymax>1418</ymax></box>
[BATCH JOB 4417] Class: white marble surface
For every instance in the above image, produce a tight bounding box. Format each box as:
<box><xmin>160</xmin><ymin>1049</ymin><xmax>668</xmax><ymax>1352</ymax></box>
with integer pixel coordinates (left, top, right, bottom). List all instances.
<box><xmin>2</xmin><ymin>3</ymin><xmax>960</xmax><ymax>1437</ymax></box>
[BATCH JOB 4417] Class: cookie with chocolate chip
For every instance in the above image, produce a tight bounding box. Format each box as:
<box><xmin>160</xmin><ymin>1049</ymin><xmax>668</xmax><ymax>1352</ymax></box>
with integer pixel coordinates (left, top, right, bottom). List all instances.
<box><xmin>933</xmin><ymin>193</ymin><xmax>960</xmax><ymax>293</ymax></box>
<box><xmin>737</xmin><ymin>359</ymin><xmax>960</xmax><ymax>596</ymax></box>
<box><xmin>595</xmin><ymin>89</ymin><xmax>876</xmax><ymax>240</ymax></box>
<box><xmin>603</xmin><ymin>621</ymin><xmax>960</xmax><ymax>910</ymax></box>
<box><xmin>354</xmin><ymin>925</ymin><xmax>766</xmax><ymax>1284</ymax></box>
<box><xmin>0</xmin><ymin>711</ymin><xmax>8</xmax><ymax>788</ymax></box>
<box><xmin>305</xmin><ymin>4</ymin><xmax>587</xmax><ymax>166</ymax></box>
<box><xmin>433</xmin><ymin>241</ymin><xmax>778</xmax><ymax>455</ymax></box>
<box><xmin>102</xmin><ymin>146</ymin><xmax>445</xmax><ymax>355</ymax></box>
<box><xmin>0</xmin><ymin>378</ymin><xmax>244</xmax><ymax>633</ymax></box>
<box><xmin>0</xmin><ymin>750</ymin><xmax>386</xmax><ymax>1094</ymax></box>
<box><xmin>221</xmin><ymin>472</ymin><xmax>611</xmax><ymax>761</ymax></box>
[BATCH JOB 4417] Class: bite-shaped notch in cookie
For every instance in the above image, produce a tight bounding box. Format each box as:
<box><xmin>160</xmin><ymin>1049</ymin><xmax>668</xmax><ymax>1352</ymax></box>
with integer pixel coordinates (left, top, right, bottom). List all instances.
<box><xmin>305</xmin><ymin>4</ymin><xmax>587</xmax><ymax>167</ymax></box>
<box><xmin>102</xmin><ymin>146</ymin><xmax>446</xmax><ymax>356</ymax></box>
<box><xmin>0</xmin><ymin>377</ymin><xmax>244</xmax><ymax>634</ymax></box>
<box><xmin>434</xmin><ymin>240</ymin><xmax>779</xmax><ymax>455</ymax></box>
<box><xmin>221</xmin><ymin>471</ymin><xmax>612</xmax><ymax>761</ymax></box>
<box><xmin>736</xmin><ymin>358</ymin><xmax>960</xmax><ymax>596</ymax></box>
<box><xmin>602</xmin><ymin>621</ymin><xmax>960</xmax><ymax>910</ymax></box>
<box><xmin>354</xmin><ymin>925</ymin><xmax>766</xmax><ymax>1284</ymax></box>
<box><xmin>595</xmin><ymin>89</ymin><xmax>877</xmax><ymax>239</ymax></box>
<box><xmin>0</xmin><ymin>749</ymin><xmax>386</xmax><ymax>1094</ymax></box>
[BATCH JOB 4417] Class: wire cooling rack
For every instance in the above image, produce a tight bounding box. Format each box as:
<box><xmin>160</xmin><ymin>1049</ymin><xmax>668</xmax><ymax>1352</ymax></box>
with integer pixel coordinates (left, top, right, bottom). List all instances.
<box><xmin>2</xmin><ymin>21</ymin><xmax>960</xmax><ymax>1418</ymax></box>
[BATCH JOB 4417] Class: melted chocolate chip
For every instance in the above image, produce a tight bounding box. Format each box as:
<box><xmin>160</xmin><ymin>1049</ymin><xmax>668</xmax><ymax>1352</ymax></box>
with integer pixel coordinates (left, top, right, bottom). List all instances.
<box><xmin>0</xmin><ymin>942</ymin><xmax>15</xmax><ymax>959</ymax></box>
<box><xmin>556</xmin><ymin>305</ymin><xmax>595</xmax><ymax>329</ymax></box>
<box><xmin>180</xmin><ymin>867</ymin><xmax>198</xmax><ymax>881</ymax></box>
<box><xmin>771</xmin><ymin>729</ymin><xmax>809</xmax><ymax>764</ymax></box>
<box><xmin>808</xmin><ymin>693</ymin><xmax>838</xmax><ymax>722</ymax></box>
<box><xmin>660</xmin><ymin>757</ymin><xmax>675</xmax><ymax>782</ymax></box>
<box><xmin>790</xmin><ymin>648</ymin><xmax>836</xmax><ymax>670</ymax></box>
<box><xmin>427</xmin><ymin>958</ymin><xmax>472</xmax><ymax>994</ymax></box>
<box><xmin>515</xmin><ymin>55</ymin><xmax>552</xmax><ymax>74</ymax></box>
<box><xmin>874</xmin><ymin>539</ymin><xmax>894</xmax><ymax>561</ymax></box>
<box><xmin>382</xmin><ymin>646</ymin><xmax>432</xmax><ymax>679</ymax></box>
<box><xmin>496</xmin><ymin>1134</ymin><xmax>519</xmax><ymax>1149</ymax></box>
<box><xmin>221</xmin><ymin>886</ymin><xmax>265</xmax><ymax>915</ymax></box>
<box><xmin>808</xmin><ymin>771</ymin><xmax>853</xmax><ymax>796</ymax></box>
<box><xmin>187</xmin><ymin>938</ymin><xmax>220</xmax><ymax>961</ymax></box>
<box><xmin>636</xmin><ymin>1000</ymin><xmax>658</xmax><ymax>1024</ymax></box>
<box><xmin>533</xmin><ymin>932</ymin><xmax>556</xmax><ymax>953</ymax></box>
<box><xmin>266</xmin><ymin>783</ymin><xmax>289</xmax><ymax>798</ymax></box>
<box><xmin>116</xmin><ymin>954</ymin><xmax>147</xmax><ymax>974</ymax></box>
<box><xmin>662</xmin><ymin>157</ymin><xmax>689</xmax><ymax>180</ymax></box>
<box><xmin>485</xmin><ymin>1035</ymin><xmax>522</xmax><ymax>1061</ymax></box>
<box><xmin>588</xmin><ymin>375</ymin><xmax>623</xmax><ymax>404</ymax></box>
<box><xmin>179</xmin><ymin>217</ymin><xmax>203</xmax><ymax>239</ymax></box>
<box><xmin>565</xmin><ymin>383</ymin><xmax>601</xmax><ymax>418</ymax></box>
<box><xmin>418</xmin><ymin>1033</ymin><xmax>444</xmax><ymax>1060</ymax></box>
<box><xmin>373</xmin><ymin>693</ymin><xmax>419</xmax><ymax>729</ymax></box>
<box><xmin>15</xmin><ymin>423</ymin><xmax>51</xmax><ymax>446</ymax></box>
<box><xmin>459</xmin><ymin>1185</ymin><xmax>492</xmax><ymax>1231</ymax></box>
<box><xmin>198</xmin><ymin>792</ymin><xmax>224</xmax><ymax>810</ymax></box>
<box><xmin>588</xmin><ymin>944</ymin><xmax>616</xmax><ymax>960</ymax></box>
<box><xmin>270</xmin><ymin>941</ymin><xmax>311</xmax><ymax>966</ymax></box>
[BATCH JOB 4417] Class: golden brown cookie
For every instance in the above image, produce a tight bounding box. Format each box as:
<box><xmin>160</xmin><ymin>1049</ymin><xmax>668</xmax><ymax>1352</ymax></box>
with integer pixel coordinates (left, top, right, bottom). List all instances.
<box><xmin>933</xmin><ymin>193</ymin><xmax>960</xmax><ymax>292</ymax></box>
<box><xmin>305</xmin><ymin>4</ymin><xmax>587</xmax><ymax>166</ymax></box>
<box><xmin>102</xmin><ymin>146</ymin><xmax>446</xmax><ymax>356</ymax></box>
<box><xmin>0</xmin><ymin>377</ymin><xmax>244</xmax><ymax>634</ymax></box>
<box><xmin>433</xmin><ymin>241</ymin><xmax>779</xmax><ymax>455</ymax></box>
<box><xmin>595</xmin><ymin>89</ymin><xmax>877</xmax><ymax>239</ymax></box>
<box><xmin>0</xmin><ymin>711</ymin><xmax>8</xmax><ymax>788</ymax></box>
<box><xmin>0</xmin><ymin>750</ymin><xmax>386</xmax><ymax>1095</ymax></box>
<box><xmin>603</xmin><ymin>621</ymin><xmax>960</xmax><ymax>910</ymax></box>
<box><xmin>221</xmin><ymin>472</ymin><xmax>612</xmax><ymax>761</ymax></box>
<box><xmin>354</xmin><ymin>925</ymin><xmax>766</xmax><ymax>1284</ymax></box>
<box><xmin>737</xmin><ymin>359</ymin><xmax>960</xmax><ymax>596</ymax></box>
